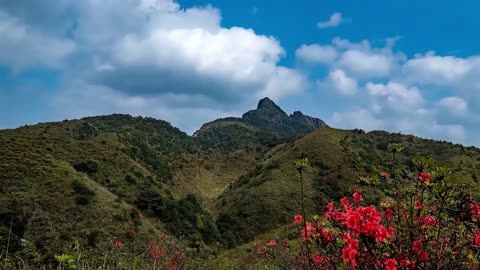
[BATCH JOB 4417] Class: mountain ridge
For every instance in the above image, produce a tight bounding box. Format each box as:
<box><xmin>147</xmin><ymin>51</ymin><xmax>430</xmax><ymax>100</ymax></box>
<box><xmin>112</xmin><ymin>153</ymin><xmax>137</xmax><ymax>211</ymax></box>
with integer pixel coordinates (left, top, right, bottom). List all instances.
<box><xmin>195</xmin><ymin>97</ymin><xmax>328</xmax><ymax>137</ymax></box>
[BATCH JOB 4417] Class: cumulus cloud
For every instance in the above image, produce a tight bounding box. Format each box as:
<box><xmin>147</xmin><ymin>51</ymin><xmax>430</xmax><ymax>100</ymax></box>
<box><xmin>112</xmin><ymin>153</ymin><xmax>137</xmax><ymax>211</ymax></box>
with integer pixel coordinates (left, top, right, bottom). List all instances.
<box><xmin>321</xmin><ymin>69</ymin><xmax>358</xmax><ymax>95</ymax></box>
<box><xmin>296</xmin><ymin>37</ymin><xmax>404</xmax><ymax>80</ymax></box>
<box><xmin>1</xmin><ymin>0</ymin><xmax>306</xmax><ymax>132</ymax></box>
<box><xmin>336</xmin><ymin>50</ymin><xmax>395</xmax><ymax>78</ymax></box>
<box><xmin>402</xmin><ymin>53</ymin><xmax>475</xmax><ymax>85</ymax></box>
<box><xmin>366</xmin><ymin>81</ymin><xmax>423</xmax><ymax>107</ymax></box>
<box><xmin>437</xmin><ymin>97</ymin><xmax>468</xmax><ymax>114</ymax></box>
<box><xmin>85</xmin><ymin>0</ymin><xmax>303</xmax><ymax>105</ymax></box>
<box><xmin>304</xmin><ymin>37</ymin><xmax>477</xmax><ymax>145</ymax></box>
<box><xmin>317</xmin><ymin>12</ymin><xmax>344</xmax><ymax>29</ymax></box>
<box><xmin>0</xmin><ymin>11</ymin><xmax>75</xmax><ymax>69</ymax></box>
<box><xmin>295</xmin><ymin>44</ymin><xmax>337</xmax><ymax>64</ymax></box>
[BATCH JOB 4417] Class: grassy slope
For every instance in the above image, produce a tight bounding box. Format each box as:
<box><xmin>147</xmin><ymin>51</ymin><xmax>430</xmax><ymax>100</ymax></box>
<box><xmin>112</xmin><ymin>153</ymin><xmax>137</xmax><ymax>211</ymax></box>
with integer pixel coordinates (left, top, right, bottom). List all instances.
<box><xmin>0</xmin><ymin>114</ymin><xmax>279</xmax><ymax>263</ymax></box>
<box><xmin>0</xmin><ymin>120</ymin><xmax>166</xmax><ymax>261</ymax></box>
<box><xmin>216</xmin><ymin>127</ymin><xmax>480</xmax><ymax>248</ymax></box>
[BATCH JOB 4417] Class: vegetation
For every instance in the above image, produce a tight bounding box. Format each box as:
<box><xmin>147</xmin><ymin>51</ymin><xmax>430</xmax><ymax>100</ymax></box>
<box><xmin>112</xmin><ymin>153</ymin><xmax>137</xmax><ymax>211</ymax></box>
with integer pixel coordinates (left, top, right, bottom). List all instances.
<box><xmin>2</xmin><ymin>99</ymin><xmax>480</xmax><ymax>268</ymax></box>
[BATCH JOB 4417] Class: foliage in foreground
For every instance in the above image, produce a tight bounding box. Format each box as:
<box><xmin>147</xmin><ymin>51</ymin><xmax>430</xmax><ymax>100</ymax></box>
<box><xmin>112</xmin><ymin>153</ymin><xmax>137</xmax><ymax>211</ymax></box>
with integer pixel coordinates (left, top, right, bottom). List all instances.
<box><xmin>252</xmin><ymin>155</ymin><xmax>480</xmax><ymax>269</ymax></box>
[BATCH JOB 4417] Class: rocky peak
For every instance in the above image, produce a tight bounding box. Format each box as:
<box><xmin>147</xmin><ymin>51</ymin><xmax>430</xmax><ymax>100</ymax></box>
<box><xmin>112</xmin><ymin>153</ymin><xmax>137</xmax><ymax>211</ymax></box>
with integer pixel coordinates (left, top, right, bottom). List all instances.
<box><xmin>197</xmin><ymin>97</ymin><xmax>327</xmax><ymax>137</ymax></box>
<box><xmin>257</xmin><ymin>97</ymin><xmax>277</xmax><ymax>109</ymax></box>
<box><xmin>255</xmin><ymin>97</ymin><xmax>288</xmax><ymax>116</ymax></box>
<box><xmin>290</xmin><ymin>111</ymin><xmax>327</xmax><ymax>129</ymax></box>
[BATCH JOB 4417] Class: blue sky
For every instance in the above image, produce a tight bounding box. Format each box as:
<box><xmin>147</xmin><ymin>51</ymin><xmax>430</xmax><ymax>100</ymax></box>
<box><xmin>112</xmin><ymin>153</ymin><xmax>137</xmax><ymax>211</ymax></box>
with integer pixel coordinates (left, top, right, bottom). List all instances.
<box><xmin>1</xmin><ymin>0</ymin><xmax>480</xmax><ymax>146</ymax></box>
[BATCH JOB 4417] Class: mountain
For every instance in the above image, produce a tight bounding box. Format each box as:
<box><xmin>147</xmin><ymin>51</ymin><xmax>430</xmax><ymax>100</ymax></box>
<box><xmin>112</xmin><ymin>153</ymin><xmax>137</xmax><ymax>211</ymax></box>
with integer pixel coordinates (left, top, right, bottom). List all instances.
<box><xmin>195</xmin><ymin>97</ymin><xmax>327</xmax><ymax>137</ymax></box>
<box><xmin>1</xmin><ymin>99</ymin><xmax>480</xmax><ymax>267</ymax></box>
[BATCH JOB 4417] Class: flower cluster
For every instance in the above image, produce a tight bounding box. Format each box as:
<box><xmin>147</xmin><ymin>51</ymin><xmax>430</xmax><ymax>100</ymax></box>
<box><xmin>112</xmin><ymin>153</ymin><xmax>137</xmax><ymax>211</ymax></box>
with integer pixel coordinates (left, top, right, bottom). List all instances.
<box><xmin>255</xmin><ymin>167</ymin><xmax>480</xmax><ymax>270</ymax></box>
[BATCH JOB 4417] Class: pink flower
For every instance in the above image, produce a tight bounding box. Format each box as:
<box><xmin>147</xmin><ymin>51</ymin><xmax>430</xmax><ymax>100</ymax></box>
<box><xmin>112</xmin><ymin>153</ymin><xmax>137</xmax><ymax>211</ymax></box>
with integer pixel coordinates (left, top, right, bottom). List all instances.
<box><xmin>380</xmin><ymin>172</ymin><xmax>389</xmax><ymax>178</ymax></box>
<box><xmin>268</xmin><ymin>239</ymin><xmax>276</xmax><ymax>247</ymax></box>
<box><xmin>385</xmin><ymin>258</ymin><xmax>398</xmax><ymax>270</ymax></box>
<box><xmin>294</xmin><ymin>215</ymin><xmax>302</xmax><ymax>225</ymax></box>
<box><xmin>419</xmin><ymin>172</ymin><xmax>430</xmax><ymax>182</ymax></box>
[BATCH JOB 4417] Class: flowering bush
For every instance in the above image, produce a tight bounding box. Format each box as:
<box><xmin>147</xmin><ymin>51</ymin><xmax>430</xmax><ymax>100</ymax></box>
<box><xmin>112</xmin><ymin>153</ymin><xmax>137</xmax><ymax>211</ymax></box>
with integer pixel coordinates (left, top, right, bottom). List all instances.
<box><xmin>253</xmin><ymin>155</ymin><xmax>480</xmax><ymax>269</ymax></box>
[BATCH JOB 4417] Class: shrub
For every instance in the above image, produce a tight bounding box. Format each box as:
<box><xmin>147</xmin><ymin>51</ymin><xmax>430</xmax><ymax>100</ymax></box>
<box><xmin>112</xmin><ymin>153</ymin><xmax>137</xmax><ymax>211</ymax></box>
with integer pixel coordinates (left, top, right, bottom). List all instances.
<box><xmin>73</xmin><ymin>160</ymin><xmax>99</xmax><ymax>174</ymax></box>
<box><xmin>72</xmin><ymin>180</ymin><xmax>95</xmax><ymax>205</ymax></box>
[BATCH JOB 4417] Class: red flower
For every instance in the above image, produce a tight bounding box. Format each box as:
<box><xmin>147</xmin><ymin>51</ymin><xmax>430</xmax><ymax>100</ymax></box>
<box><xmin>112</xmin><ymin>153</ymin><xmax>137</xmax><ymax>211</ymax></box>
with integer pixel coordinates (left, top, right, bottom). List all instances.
<box><xmin>420</xmin><ymin>216</ymin><xmax>437</xmax><ymax>226</ymax></box>
<box><xmin>471</xmin><ymin>204</ymin><xmax>480</xmax><ymax>220</ymax></box>
<box><xmin>126</xmin><ymin>226</ymin><xmax>137</xmax><ymax>238</ymax></box>
<box><xmin>385</xmin><ymin>208</ymin><xmax>393</xmax><ymax>219</ymax></box>
<box><xmin>301</xmin><ymin>223</ymin><xmax>315</xmax><ymax>240</ymax></box>
<box><xmin>268</xmin><ymin>239</ymin><xmax>276</xmax><ymax>247</ymax></box>
<box><xmin>418</xmin><ymin>172</ymin><xmax>430</xmax><ymax>182</ymax></box>
<box><xmin>294</xmin><ymin>215</ymin><xmax>302</xmax><ymax>225</ymax></box>
<box><xmin>412</xmin><ymin>239</ymin><xmax>422</xmax><ymax>252</ymax></box>
<box><xmin>400</xmin><ymin>259</ymin><xmax>414</xmax><ymax>267</ymax></box>
<box><xmin>313</xmin><ymin>254</ymin><xmax>323</xmax><ymax>265</ymax></box>
<box><xmin>353</xmin><ymin>191</ymin><xmax>362</xmax><ymax>203</ymax></box>
<box><xmin>114</xmin><ymin>241</ymin><xmax>122</xmax><ymax>248</ymax></box>
<box><xmin>150</xmin><ymin>242</ymin><xmax>165</xmax><ymax>260</ymax></box>
<box><xmin>380</xmin><ymin>172</ymin><xmax>389</xmax><ymax>178</ymax></box>
<box><xmin>414</xmin><ymin>200</ymin><xmax>423</xmax><ymax>209</ymax></box>
<box><xmin>385</xmin><ymin>258</ymin><xmax>398</xmax><ymax>270</ymax></box>
<box><xmin>420</xmin><ymin>251</ymin><xmax>429</xmax><ymax>262</ymax></box>
<box><xmin>341</xmin><ymin>247</ymin><xmax>358</xmax><ymax>268</ymax></box>
<box><xmin>475</xmin><ymin>236</ymin><xmax>480</xmax><ymax>247</ymax></box>
<box><xmin>260</xmin><ymin>246</ymin><xmax>267</xmax><ymax>253</ymax></box>
<box><xmin>341</xmin><ymin>197</ymin><xmax>349</xmax><ymax>208</ymax></box>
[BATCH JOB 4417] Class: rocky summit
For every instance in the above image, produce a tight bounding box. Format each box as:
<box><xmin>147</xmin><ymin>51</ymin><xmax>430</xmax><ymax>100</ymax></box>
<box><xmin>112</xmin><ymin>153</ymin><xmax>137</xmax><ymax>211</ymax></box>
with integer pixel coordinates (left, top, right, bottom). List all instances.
<box><xmin>197</xmin><ymin>97</ymin><xmax>327</xmax><ymax>137</ymax></box>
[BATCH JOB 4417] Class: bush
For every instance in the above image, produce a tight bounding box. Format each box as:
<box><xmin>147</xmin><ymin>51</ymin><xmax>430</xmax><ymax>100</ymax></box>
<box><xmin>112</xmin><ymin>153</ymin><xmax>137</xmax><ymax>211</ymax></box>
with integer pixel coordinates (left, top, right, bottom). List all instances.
<box><xmin>73</xmin><ymin>160</ymin><xmax>99</xmax><ymax>174</ymax></box>
<box><xmin>72</xmin><ymin>180</ymin><xmax>95</xmax><ymax>205</ymax></box>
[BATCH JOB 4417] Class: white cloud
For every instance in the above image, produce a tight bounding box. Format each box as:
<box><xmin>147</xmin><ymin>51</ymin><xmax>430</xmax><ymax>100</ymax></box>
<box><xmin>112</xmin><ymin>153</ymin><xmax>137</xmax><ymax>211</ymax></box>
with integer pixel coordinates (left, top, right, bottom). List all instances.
<box><xmin>330</xmin><ymin>109</ymin><xmax>383</xmax><ymax>131</ymax></box>
<box><xmin>437</xmin><ymin>96</ymin><xmax>468</xmax><ymax>114</ymax></box>
<box><xmin>402</xmin><ymin>53</ymin><xmax>475</xmax><ymax>84</ymax></box>
<box><xmin>366</xmin><ymin>81</ymin><xmax>423</xmax><ymax>107</ymax></box>
<box><xmin>295</xmin><ymin>44</ymin><xmax>337</xmax><ymax>64</ymax></box>
<box><xmin>292</xmin><ymin>36</ymin><xmax>480</xmax><ymax>146</ymax></box>
<box><xmin>296</xmin><ymin>37</ymin><xmax>404</xmax><ymax>79</ymax></box>
<box><xmin>336</xmin><ymin>49</ymin><xmax>396</xmax><ymax>79</ymax></box>
<box><xmin>323</xmin><ymin>69</ymin><xmax>358</xmax><ymax>95</ymax></box>
<box><xmin>1</xmin><ymin>0</ymin><xmax>306</xmax><ymax>124</ymax></box>
<box><xmin>77</xmin><ymin>0</ymin><xmax>305</xmax><ymax>105</ymax></box>
<box><xmin>0</xmin><ymin>11</ymin><xmax>75</xmax><ymax>69</ymax></box>
<box><xmin>317</xmin><ymin>12</ymin><xmax>344</xmax><ymax>29</ymax></box>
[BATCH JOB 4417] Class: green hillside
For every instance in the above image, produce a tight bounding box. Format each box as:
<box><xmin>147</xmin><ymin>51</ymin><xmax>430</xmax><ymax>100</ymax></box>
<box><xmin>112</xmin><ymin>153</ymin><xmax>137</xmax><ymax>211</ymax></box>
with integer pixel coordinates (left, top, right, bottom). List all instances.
<box><xmin>0</xmin><ymin>115</ymin><xmax>222</xmax><ymax>265</ymax></box>
<box><xmin>1</xmin><ymin>100</ymin><xmax>480</xmax><ymax>268</ymax></box>
<box><xmin>216</xmin><ymin>127</ymin><xmax>480</xmax><ymax>247</ymax></box>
